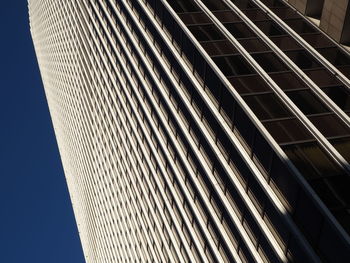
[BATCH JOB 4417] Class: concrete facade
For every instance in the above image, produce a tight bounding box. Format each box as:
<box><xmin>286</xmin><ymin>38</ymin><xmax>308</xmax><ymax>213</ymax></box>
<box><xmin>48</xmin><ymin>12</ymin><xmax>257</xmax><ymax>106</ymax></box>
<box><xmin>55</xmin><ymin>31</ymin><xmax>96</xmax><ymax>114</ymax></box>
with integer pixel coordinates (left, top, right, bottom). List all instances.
<box><xmin>288</xmin><ymin>0</ymin><xmax>350</xmax><ymax>44</ymax></box>
<box><xmin>29</xmin><ymin>0</ymin><xmax>350</xmax><ymax>262</ymax></box>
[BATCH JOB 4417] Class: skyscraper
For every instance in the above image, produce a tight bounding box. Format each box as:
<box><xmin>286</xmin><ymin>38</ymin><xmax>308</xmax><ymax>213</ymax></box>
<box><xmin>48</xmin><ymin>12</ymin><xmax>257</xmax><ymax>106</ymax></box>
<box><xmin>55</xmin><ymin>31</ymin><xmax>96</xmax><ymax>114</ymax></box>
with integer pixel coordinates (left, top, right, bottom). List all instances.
<box><xmin>29</xmin><ymin>0</ymin><xmax>350</xmax><ymax>262</ymax></box>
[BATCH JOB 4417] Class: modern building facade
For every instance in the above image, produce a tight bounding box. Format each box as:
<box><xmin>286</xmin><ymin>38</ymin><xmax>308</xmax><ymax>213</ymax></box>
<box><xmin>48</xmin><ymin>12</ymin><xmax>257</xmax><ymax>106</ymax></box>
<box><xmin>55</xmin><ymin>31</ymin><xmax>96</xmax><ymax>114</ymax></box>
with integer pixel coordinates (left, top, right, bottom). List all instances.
<box><xmin>287</xmin><ymin>0</ymin><xmax>350</xmax><ymax>45</ymax></box>
<box><xmin>29</xmin><ymin>0</ymin><xmax>350</xmax><ymax>262</ymax></box>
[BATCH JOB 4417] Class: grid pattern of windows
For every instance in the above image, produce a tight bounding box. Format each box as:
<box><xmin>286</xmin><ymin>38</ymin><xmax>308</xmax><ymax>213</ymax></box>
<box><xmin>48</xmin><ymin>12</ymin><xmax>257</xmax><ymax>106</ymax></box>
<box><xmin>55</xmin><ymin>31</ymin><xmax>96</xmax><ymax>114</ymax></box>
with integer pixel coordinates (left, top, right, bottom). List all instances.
<box><xmin>29</xmin><ymin>0</ymin><xmax>350</xmax><ymax>262</ymax></box>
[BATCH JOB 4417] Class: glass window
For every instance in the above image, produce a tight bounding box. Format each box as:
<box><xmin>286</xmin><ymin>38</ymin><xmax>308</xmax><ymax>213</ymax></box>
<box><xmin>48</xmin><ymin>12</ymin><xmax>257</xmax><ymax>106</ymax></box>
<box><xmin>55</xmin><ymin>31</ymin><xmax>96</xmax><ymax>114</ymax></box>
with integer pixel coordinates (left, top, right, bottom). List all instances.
<box><xmin>213</xmin><ymin>10</ymin><xmax>241</xmax><ymax>22</ymax></box>
<box><xmin>255</xmin><ymin>20</ymin><xmax>287</xmax><ymax>36</ymax></box>
<box><xmin>228</xmin><ymin>74</ymin><xmax>271</xmax><ymax>94</ymax></box>
<box><xmin>188</xmin><ymin>24</ymin><xmax>226</xmax><ymax>41</ymax></box>
<box><xmin>304</xmin><ymin>69</ymin><xmax>341</xmax><ymax>87</ymax></box>
<box><xmin>331</xmin><ymin>209</ymin><xmax>350</xmax><ymax>235</ymax></box>
<box><xmin>243</xmin><ymin>9</ymin><xmax>268</xmax><ymax>21</ymax></box>
<box><xmin>269</xmin><ymin>154</ymin><xmax>300</xmax><ymax>210</ymax></box>
<box><xmin>233</xmin><ymin>106</ymin><xmax>256</xmax><ymax>148</ymax></box>
<box><xmin>270</xmin><ymin>35</ymin><xmax>301</xmax><ymax>51</ymax></box>
<box><xmin>225</xmin><ymin>22</ymin><xmax>257</xmax><ymax>38</ymax></box>
<box><xmin>229</xmin><ymin>0</ymin><xmax>257</xmax><ymax>9</ymax></box>
<box><xmin>252</xmin><ymin>131</ymin><xmax>273</xmax><ymax>173</ymax></box>
<box><xmin>322</xmin><ymin>86</ymin><xmax>350</xmax><ymax>111</ymax></box>
<box><xmin>309</xmin><ymin>114</ymin><xmax>350</xmax><ymax>138</ymax></box>
<box><xmin>243</xmin><ymin>93</ymin><xmax>293</xmax><ymax>120</ymax></box>
<box><xmin>201</xmin><ymin>40</ymin><xmax>238</xmax><ymax>56</ymax></box>
<box><xmin>317</xmin><ymin>47</ymin><xmax>350</xmax><ymax>66</ymax></box>
<box><xmin>272</xmin><ymin>7</ymin><xmax>300</xmax><ymax>19</ymax></box>
<box><xmin>338</xmin><ymin>65</ymin><xmax>350</xmax><ymax>78</ymax></box>
<box><xmin>170</xmin><ymin>0</ymin><xmax>200</xmax><ymax>13</ymax></box>
<box><xmin>259</xmin><ymin>0</ymin><xmax>286</xmax><ymax>7</ymax></box>
<box><xmin>286</xmin><ymin>90</ymin><xmax>329</xmax><ymax>115</ymax></box>
<box><xmin>284</xmin><ymin>19</ymin><xmax>317</xmax><ymax>34</ymax></box>
<box><xmin>301</xmin><ymin>33</ymin><xmax>335</xmax><ymax>49</ymax></box>
<box><xmin>269</xmin><ymin>72</ymin><xmax>308</xmax><ymax>90</ymax></box>
<box><xmin>330</xmin><ymin>137</ymin><xmax>350</xmax><ymax>163</ymax></box>
<box><xmin>263</xmin><ymin>118</ymin><xmax>313</xmax><ymax>144</ymax></box>
<box><xmin>285</xmin><ymin>50</ymin><xmax>321</xmax><ymax>69</ymax></box>
<box><xmin>201</xmin><ymin>0</ymin><xmax>229</xmax><ymax>10</ymax></box>
<box><xmin>309</xmin><ymin>178</ymin><xmax>344</xmax><ymax>210</ymax></box>
<box><xmin>178</xmin><ymin>12</ymin><xmax>212</xmax><ymax>25</ymax></box>
<box><xmin>252</xmin><ymin>52</ymin><xmax>289</xmax><ymax>72</ymax></box>
<box><xmin>282</xmin><ymin>141</ymin><xmax>344</xmax><ymax>180</ymax></box>
<box><xmin>238</xmin><ymin>38</ymin><xmax>270</xmax><ymax>53</ymax></box>
<box><xmin>212</xmin><ymin>55</ymin><xmax>255</xmax><ymax>76</ymax></box>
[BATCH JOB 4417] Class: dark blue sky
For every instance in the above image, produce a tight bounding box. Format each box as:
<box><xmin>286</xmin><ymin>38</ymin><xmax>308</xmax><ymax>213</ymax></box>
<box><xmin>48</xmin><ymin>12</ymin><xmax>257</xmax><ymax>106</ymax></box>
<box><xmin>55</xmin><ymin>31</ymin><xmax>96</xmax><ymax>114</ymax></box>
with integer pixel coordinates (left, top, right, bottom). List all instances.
<box><xmin>0</xmin><ymin>1</ymin><xmax>85</xmax><ymax>262</ymax></box>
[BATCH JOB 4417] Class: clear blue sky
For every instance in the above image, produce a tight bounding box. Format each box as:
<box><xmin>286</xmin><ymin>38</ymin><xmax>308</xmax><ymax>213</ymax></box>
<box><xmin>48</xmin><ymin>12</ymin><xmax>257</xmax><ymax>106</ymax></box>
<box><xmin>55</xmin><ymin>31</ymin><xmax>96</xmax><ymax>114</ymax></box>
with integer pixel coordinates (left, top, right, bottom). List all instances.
<box><xmin>0</xmin><ymin>1</ymin><xmax>85</xmax><ymax>262</ymax></box>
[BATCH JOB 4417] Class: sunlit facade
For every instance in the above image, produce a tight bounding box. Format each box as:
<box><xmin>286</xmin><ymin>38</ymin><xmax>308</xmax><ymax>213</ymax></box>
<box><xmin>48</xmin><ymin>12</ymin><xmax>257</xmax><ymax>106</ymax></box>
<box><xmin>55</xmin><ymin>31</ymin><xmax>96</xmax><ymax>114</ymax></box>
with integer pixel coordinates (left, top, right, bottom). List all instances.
<box><xmin>29</xmin><ymin>0</ymin><xmax>350</xmax><ymax>262</ymax></box>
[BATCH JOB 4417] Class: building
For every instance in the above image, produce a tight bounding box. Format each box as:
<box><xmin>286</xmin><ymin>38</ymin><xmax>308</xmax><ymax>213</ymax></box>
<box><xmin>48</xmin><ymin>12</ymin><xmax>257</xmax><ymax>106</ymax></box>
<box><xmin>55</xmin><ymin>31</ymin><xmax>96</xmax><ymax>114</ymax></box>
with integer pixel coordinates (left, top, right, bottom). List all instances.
<box><xmin>29</xmin><ymin>0</ymin><xmax>350</xmax><ymax>262</ymax></box>
<box><xmin>287</xmin><ymin>0</ymin><xmax>350</xmax><ymax>45</ymax></box>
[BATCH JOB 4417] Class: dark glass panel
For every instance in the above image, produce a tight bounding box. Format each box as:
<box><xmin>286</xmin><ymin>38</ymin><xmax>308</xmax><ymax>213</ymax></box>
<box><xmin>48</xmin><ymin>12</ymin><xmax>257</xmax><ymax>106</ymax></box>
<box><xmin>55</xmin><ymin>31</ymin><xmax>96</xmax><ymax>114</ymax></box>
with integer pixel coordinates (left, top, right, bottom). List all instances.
<box><xmin>293</xmin><ymin>189</ymin><xmax>324</xmax><ymax>247</ymax></box>
<box><xmin>269</xmin><ymin>154</ymin><xmax>300</xmax><ymax>210</ymax></box>
<box><xmin>212</xmin><ymin>55</ymin><xmax>255</xmax><ymax>76</ymax></box>
<box><xmin>169</xmin><ymin>0</ymin><xmax>200</xmax><ymax>13</ymax></box>
<box><xmin>338</xmin><ymin>65</ymin><xmax>350</xmax><ymax>78</ymax></box>
<box><xmin>252</xmin><ymin>131</ymin><xmax>274</xmax><ymax>173</ymax></box>
<box><xmin>234</xmin><ymin>106</ymin><xmax>256</xmax><ymax>148</ymax></box>
<box><xmin>286</xmin><ymin>90</ymin><xmax>329</xmax><ymax>115</ymax></box>
<box><xmin>188</xmin><ymin>24</ymin><xmax>226</xmax><ymax>41</ymax></box>
<box><xmin>201</xmin><ymin>40</ymin><xmax>238</xmax><ymax>56</ymax></box>
<box><xmin>243</xmin><ymin>9</ymin><xmax>268</xmax><ymax>21</ymax></box>
<box><xmin>243</xmin><ymin>93</ymin><xmax>293</xmax><ymax>120</ymax></box>
<box><xmin>326</xmin><ymin>175</ymin><xmax>350</xmax><ymax>206</ymax></box>
<box><xmin>252</xmin><ymin>52</ymin><xmax>289</xmax><ymax>72</ymax></box>
<box><xmin>238</xmin><ymin>38</ymin><xmax>270</xmax><ymax>53</ymax></box>
<box><xmin>229</xmin><ymin>0</ymin><xmax>257</xmax><ymax>9</ymax></box>
<box><xmin>212</xmin><ymin>10</ymin><xmax>241</xmax><ymax>23</ymax></box>
<box><xmin>304</xmin><ymin>69</ymin><xmax>341</xmax><ymax>86</ymax></box>
<box><xmin>317</xmin><ymin>47</ymin><xmax>350</xmax><ymax>66</ymax></box>
<box><xmin>309</xmin><ymin>114</ymin><xmax>350</xmax><ymax>138</ymax></box>
<box><xmin>225</xmin><ymin>22</ymin><xmax>256</xmax><ymax>38</ymax></box>
<box><xmin>255</xmin><ymin>20</ymin><xmax>287</xmax><ymax>36</ymax></box>
<box><xmin>322</xmin><ymin>86</ymin><xmax>350</xmax><ymax>111</ymax></box>
<box><xmin>269</xmin><ymin>72</ymin><xmax>307</xmax><ymax>90</ymax></box>
<box><xmin>178</xmin><ymin>12</ymin><xmax>211</xmax><ymax>25</ymax></box>
<box><xmin>331</xmin><ymin>209</ymin><xmax>350</xmax><ymax>234</ymax></box>
<box><xmin>318</xmin><ymin>219</ymin><xmax>350</xmax><ymax>259</ymax></box>
<box><xmin>309</xmin><ymin>179</ymin><xmax>343</xmax><ymax>209</ymax></box>
<box><xmin>228</xmin><ymin>74</ymin><xmax>271</xmax><ymax>94</ymax></box>
<box><xmin>301</xmin><ymin>33</ymin><xmax>335</xmax><ymax>49</ymax></box>
<box><xmin>272</xmin><ymin>7</ymin><xmax>300</xmax><ymax>19</ymax></box>
<box><xmin>259</xmin><ymin>0</ymin><xmax>286</xmax><ymax>7</ymax></box>
<box><xmin>220</xmin><ymin>85</ymin><xmax>236</xmax><ymax>121</ymax></box>
<box><xmin>330</xmin><ymin>137</ymin><xmax>350</xmax><ymax>163</ymax></box>
<box><xmin>284</xmin><ymin>19</ymin><xmax>318</xmax><ymax>34</ymax></box>
<box><xmin>285</xmin><ymin>50</ymin><xmax>321</xmax><ymax>69</ymax></box>
<box><xmin>270</xmin><ymin>35</ymin><xmax>301</xmax><ymax>51</ymax></box>
<box><xmin>282</xmin><ymin>141</ymin><xmax>344</xmax><ymax>180</ymax></box>
<box><xmin>264</xmin><ymin>201</ymin><xmax>290</xmax><ymax>249</ymax></box>
<box><xmin>201</xmin><ymin>0</ymin><xmax>228</xmax><ymax>11</ymax></box>
<box><xmin>263</xmin><ymin>118</ymin><xmax>313</xmax><ymax>144</ymax></box>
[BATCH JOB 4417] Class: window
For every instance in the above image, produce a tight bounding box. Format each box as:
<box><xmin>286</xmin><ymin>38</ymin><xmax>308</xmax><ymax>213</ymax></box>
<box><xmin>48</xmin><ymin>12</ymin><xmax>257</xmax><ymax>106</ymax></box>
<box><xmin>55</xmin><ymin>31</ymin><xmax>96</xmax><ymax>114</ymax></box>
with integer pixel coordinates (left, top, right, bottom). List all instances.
<box><xmin>286</xmin><ymin>90</ymin><xmax>329</xmax><ymax>115</ymax></box>
<box><xmin>200</xmin><ymin>40</ymin><xmax>238</xmax><ymax>56</ymax></box>
<box><xmin>282</xmin><ymin>141</ymin><xmax>344</xmax><ymax>180</ymax></box>
<box><xmin>225</xmin><ymin>22</ymin><xmax>256</xmax><ymax>38</ymax></box>
<box><xmin>212</xmin><ymin>55</ymin><xmax>255</xmax><ymax>76</ymax></box>
<box><xmin>228</xmin><ymin>74</ymin><xmax>271</xmax><ymax>94</ymax></box>
<box><xmin>263</xmin><ymin>117</ymin><xmax>313</xmax><ymax>144</ymax></box>
<box><xmin>188</xmin><ymin>24</ymin><xmax>226</xmax><ymax>41</ymax></box>
<box><xmin>252</xmin><ymin>52</ymin><xmax>289</xmax><ymax>72</ymax></box>
<box><xmin>243</xmin><ymin>93</ymin><xmax>293</xmax><ymax>120</ymax></box>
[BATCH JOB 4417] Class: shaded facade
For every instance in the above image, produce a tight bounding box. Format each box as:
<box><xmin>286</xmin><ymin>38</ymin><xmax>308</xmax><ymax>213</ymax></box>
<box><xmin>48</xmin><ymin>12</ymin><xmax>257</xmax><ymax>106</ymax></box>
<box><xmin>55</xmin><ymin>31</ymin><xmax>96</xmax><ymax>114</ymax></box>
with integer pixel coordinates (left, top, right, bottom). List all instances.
<box><xmin>287</xmin><ymin>0</ymin><xmax>350</xmax><ymax>44</ymax></box>
<box><xmin>29</xmin><ymin>0</ymin><xmax>350</xmax><ymax>262</ymax></box>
